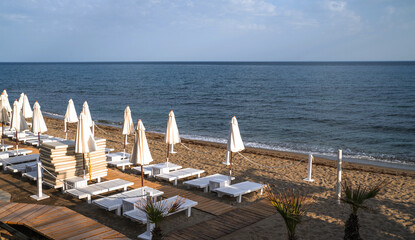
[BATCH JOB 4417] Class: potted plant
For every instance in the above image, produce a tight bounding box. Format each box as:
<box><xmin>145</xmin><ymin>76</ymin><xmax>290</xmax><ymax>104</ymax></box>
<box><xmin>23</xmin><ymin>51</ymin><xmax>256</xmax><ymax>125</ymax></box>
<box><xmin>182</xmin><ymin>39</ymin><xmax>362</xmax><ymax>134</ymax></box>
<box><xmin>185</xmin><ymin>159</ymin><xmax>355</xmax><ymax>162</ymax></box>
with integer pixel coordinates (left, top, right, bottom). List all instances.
<box><xmin>265</xmin><ymin>185</ymin><xmax>314</xmax><ymax>240</ymax></box>
<box><xmin>135</xmin><ymin>196</ymin><xmax>185</xmax><ymax>240</ymax></box>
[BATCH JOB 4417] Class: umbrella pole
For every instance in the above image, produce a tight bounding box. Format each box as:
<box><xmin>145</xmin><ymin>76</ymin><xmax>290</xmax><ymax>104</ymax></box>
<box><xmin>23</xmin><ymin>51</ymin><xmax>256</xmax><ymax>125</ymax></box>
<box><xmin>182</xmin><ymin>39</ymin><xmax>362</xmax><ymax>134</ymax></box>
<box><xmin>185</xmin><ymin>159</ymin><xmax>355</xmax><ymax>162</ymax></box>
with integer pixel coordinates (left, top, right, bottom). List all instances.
<box><xmin>141</xmin><ymin>165</ymin><xmax>144</xmax><ymax>187</ymax></box>
<box><xmin>83</xmin><ymin>154</ymin><xmax>86</xmax><ymax>179</ymax></box>
<box><xmin>38</xmin><ymin>133</ymin><xmax>40</xmax><ymax>147</ymax></box>
<box><xmin>229</xmin><ymin>152</ymin><xmax>233</xmax><ymax>181</ymax></box>
<box><xmin>2</xmin><ymin>122</ymin><xmax>4</xmax><ymax>137</ymax></box>
<box><xmin>15</xmin><ymin>133</ymin><xmax>19</xmax><ymax>154</ymax></box>
<box><xmin>166</xmin><ymin>144</ymin><xmax>170</xmax><ymax>163</ymax></box>
<box><xmin>123</xmin><ymin>135</ymin><xmax>127</xmax><ymax>157</ymax></box>
<box><xmin>88</xmin><ymin>152</ymin><xmax>92</xmax><ymax>181</ymax></box>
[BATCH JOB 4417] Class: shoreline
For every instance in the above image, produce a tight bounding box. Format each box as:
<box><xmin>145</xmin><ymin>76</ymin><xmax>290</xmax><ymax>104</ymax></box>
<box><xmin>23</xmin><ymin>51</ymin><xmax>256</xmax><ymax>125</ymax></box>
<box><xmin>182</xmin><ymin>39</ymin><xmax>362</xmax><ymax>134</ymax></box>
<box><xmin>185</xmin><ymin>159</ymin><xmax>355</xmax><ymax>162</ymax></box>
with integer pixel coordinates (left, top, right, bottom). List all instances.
<box><xmin>43</xmin><ymin>114</ymin><xmax>415</xmax><ymax>176</ymax></box>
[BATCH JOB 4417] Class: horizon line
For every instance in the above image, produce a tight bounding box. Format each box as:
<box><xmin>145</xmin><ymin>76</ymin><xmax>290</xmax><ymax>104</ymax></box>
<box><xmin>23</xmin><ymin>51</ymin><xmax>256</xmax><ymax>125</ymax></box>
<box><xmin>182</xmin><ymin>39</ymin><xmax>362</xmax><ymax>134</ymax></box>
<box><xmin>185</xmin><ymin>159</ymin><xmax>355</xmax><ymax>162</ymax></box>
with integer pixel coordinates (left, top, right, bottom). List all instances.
<box><xmin>0</xmin><ymin>60</ymin><xmax>414</xmax><ymax>64</ymax></box>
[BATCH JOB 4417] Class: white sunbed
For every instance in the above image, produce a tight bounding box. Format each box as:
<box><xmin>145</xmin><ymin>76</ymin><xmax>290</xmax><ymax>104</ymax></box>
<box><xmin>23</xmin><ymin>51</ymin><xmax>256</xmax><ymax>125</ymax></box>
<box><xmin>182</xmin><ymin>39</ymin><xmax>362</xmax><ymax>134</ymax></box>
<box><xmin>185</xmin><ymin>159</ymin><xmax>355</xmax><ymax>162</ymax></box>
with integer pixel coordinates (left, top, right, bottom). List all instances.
<box><xmin>65</xmin><ymin>178</ymin><xmax>134</xmax><ymax>203</ymax></box>
<box><xmin>26</xmin><ymin>137</ymin><xmax>65</xmax><ymax>146</ymax></box>
<box><xmin>105</xmin><ymin>148</ymin><xmax>115</xmax><ymax>154</ymax></box>
<box><xmin>107</xmin><ymin>159</ymin><xmax>132</xmax><ymax>171</ymax></box>
<box><xmin>6</xmin><ymin>149</ymin><xmax>32</xmax><ymax>156</ymax></box>
<box><xmin>183</xmin><ymin>174</ymin><xmax>232</xmax><ymax>193</ymax></box>
<box><xmin>19</xmin><ymin>134</ymin><xmax>52</xmax><ymax>144</ymax></box>
<box><xmin>131</xmin><ymin>162</ymin><xmax>182</xmax><ymax>177</ymax></box>
<box><xmin>22</xmin><ymin>171</ymin><xmax>38</xmax><ymax>181</ymax></box>
<box><xmin>0</xmin><ymin>154</ymin><xmax>40</xmax><ymax>170</ymax></box>
<box><xmin>155</xmin><ymin>168</ymin><xmax>205</xmax><ymax>185</ymax></box>
<box><xmin>106</xmin><ymin>152</ymin><xmax>130</xmax><ymax>162</ymax></box>
<box><xmin>6</xmin><ymin>161</ymin><xmax>37</xmax><ymax>173</ymax></box>
<box><xmin>0</xmin><ymin>144</ymin><xmax>13</xmax><ymax>151</ymax></box>
<box><xmin>214</xmin><ymin>181</ymin><xmax>264</xmax><ymax>203</ymax></box>
<box><xmin>123</xmin><ymin>195</ymin><xmax>198</xmax><ymax>224</ymax></box>
<box><xmin>92</xmin><ymin>186</ymin><xmax>164</xmax><ymax>215</ymax></box>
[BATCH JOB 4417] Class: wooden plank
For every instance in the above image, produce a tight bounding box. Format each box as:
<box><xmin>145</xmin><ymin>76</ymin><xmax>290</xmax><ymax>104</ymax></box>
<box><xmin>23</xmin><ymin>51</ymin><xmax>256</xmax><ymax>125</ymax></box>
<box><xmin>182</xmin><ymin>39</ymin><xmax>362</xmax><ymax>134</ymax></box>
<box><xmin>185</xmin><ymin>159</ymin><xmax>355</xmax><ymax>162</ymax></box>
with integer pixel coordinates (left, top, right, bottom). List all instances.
<box><xmin>46</xmin><ymin>217</ymin><xmax>94</xmax><ymax>236</ymax></box>
<box><xmin>2</xmin><ymin>204</ymin><xmax>38</xmax><ymax>224</ymax></box>
<box><xmin>0</xmin><ymin>203</ymin><xmax>21</xmax><ymax>217</ymax></box>
<box><xmin>0</xmin><ymin>203</ymin><xmax>28</xmax><ymax>220</ymax></box>
<box><xmin>92</xmin><ymin>230</ymin><xmax>127</xmax><ymax>239</ymax></box>
<box><xmin>55</xmin><ymin>222</ymin><xmax>102</xmax><ymax>239</ymax></box>
<box><xmin>37</xmin><ymin>214</ymin><xmax>86</xmax><ymax>232</ymax></box>
<box><xmin>65</xmin><ymin>226</ymin><xmax>113</xmax><ymax>240</ymax></box>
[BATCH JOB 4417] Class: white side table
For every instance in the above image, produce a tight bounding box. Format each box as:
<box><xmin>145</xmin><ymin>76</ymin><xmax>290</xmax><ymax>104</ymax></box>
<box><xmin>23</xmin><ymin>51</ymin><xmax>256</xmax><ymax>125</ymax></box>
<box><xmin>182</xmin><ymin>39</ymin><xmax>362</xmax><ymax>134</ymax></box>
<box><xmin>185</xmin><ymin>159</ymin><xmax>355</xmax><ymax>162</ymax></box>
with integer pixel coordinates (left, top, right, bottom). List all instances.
<box><xmin>65</xmin><ymin>177</ymin><xmax>88</xmax><ymax>189</ymax></box>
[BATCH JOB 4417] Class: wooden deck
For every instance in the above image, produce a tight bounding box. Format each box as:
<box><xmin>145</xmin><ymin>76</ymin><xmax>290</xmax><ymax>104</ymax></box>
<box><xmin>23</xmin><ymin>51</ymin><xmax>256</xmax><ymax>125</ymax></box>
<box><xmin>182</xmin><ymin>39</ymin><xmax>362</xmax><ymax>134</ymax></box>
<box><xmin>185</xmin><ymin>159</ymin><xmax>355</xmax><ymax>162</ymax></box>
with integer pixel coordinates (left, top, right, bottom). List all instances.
<box><xmin>104</xmin><ymin>169</ymin><xmax>235</xmax><ymax>216</ymax></box>
<box><xmin>0</xmin><ymin>202</ymin><xmax>129</xmax><ymax>239</ymax></box>
<box><xmin>165</xmin><ymin>199</ymin><xmax>275</xmax><ymax>240</ymax></box>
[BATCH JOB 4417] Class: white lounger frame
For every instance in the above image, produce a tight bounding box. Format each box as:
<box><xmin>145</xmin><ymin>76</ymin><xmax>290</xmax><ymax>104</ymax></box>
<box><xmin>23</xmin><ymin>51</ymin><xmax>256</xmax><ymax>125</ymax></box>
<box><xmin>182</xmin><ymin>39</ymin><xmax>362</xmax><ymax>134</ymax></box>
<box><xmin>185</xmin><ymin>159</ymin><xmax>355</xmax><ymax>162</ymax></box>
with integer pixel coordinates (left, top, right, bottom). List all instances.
<box><xmin>66</xmin><ymin>178</ymin><xmax>134</xmax><ymax>203</ymax></box>
<box><xmin>155</xmin><ymin>168</ymin><xmax>205</xmax><ymax>185</ymax></box>
<box><xmin>92</xmin><ymin>186</ymin><xmax>164</xmax><ymax>215</ymax></box>
<box><xmin>215</xmin><ymin>181</ymin><xmax>264</xmax><ymax>203</ymax></box>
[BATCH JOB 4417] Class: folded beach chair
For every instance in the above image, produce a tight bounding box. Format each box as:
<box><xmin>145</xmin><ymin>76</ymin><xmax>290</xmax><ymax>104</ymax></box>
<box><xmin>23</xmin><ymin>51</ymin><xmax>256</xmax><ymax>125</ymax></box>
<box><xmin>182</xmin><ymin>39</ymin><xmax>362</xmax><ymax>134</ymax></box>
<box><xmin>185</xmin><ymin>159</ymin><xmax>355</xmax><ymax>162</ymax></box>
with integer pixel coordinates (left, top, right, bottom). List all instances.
<box><xmin>107</xmin><ymin>159</ymin><xmax>132</xmax><ymax>171</ymax></box>
<box><xmin>123</xmin><ymin>195</ymin><xmax>197</xmax><ymax>224</ymax></box>
<box><xmin>183</xmin><ymin>173</ymin><xmax>233</xmax><ymax>192</ymax></box>
<box><xmin>0</xmin><ymin>154</ymin><xmax>40</xmax><ymax>170</ymax></box>
<box><xmin>106</xmin><ymin>152</ymin><xmax>130</xmax><ymax>162</ymax></box>
<box><xmin>6</xmin><ymin>149</ymin><xmax>32</xmax><ymax>156</ymax></box>
<box><xmin>131</xmin><ymin>162</ymin><xmax>182</xmax><ymax>177</ymax></box>
<box><xmin>214</xmin><ymin>181</ymin><xmax>264</xmax><ymax>203</ymax></box>
<box><xmin>65</xmin><ymin>178</ymin><xmax>133</xmax><ymax>203</ymax></box>
<box><xmin>155</xmin><ymin>168</ymin><xmax>205</xmax><ymax>185</ymax></box>
<box><xmin>92</xmin><ymin>186</ymin><xmax>164</xmax><ymax>215</ymax></box>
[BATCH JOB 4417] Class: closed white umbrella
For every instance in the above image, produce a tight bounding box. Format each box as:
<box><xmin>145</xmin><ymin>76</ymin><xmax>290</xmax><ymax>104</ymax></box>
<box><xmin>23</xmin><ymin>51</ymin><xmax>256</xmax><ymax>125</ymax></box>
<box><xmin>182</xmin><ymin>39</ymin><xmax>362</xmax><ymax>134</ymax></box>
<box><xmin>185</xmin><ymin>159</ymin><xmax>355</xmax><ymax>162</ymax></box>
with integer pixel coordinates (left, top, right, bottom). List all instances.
<box><xmin>64</xmin><ymin>99</ymin><xmax>78</xmax><ymax>139</ymax></box>
<box><xmin>32</xmin><ymin>101</ymin><xmax>47</xmax><ymax>145</ymax></box>
<box><xmin>130</xmin><ymin>119</ymin><xmax>153</xmax><ymax>186</ymax></box>
<box><xmin>165</xmin><ymin>110</ymin><xmax>180</xmax><ymax>162</ymax></box>
<box><xmin>18</xmin><ymin>93</ymin><xmax>25</xmax><ymax>109</ymax></box>
<box><xmin>10</xmin><ymin>99</ymin><xmax>28</xmax><ymax>150</ymax></box>
<box><xmin>0</xmin><ymin>94</ymin><xmax>10</xmax><ymax>138</ymax></box>
<box><xmin>227</xmin><ymin>116</ymin><xmax>244</xmax><ymax>181</ymax></box>
<box><xmin>82</xmin><ymin>101</ymin><xmax>94</xmax><ymax>135</ymax></box>
<box><xmin>22</xmin><ymin>94</ymin><xmax>33</xmax><ymax>119</ymax></box>
<box><xmin>1</xmin><ymin>90</ymin><xmax>12</xmax><ymax>115</ymax></box>
<box><xmin>75</xmin><ymin>111</ymin><xmax>97</xmax><ymax>179</ymax></box>
<box><xmin>122</xmin><ymin>106</ymin><xmax>134</xmax><ymax>155</ymax></box>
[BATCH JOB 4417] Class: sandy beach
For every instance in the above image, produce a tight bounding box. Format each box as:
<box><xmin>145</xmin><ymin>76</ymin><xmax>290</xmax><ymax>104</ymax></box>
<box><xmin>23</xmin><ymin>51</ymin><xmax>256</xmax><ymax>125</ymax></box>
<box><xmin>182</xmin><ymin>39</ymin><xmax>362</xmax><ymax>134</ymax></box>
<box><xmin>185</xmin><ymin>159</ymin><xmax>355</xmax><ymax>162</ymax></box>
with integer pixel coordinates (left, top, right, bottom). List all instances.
<box><xmin>0</xmin><ymin>116</ymin><xmax>414</xmax><ymax>239</ymax></box>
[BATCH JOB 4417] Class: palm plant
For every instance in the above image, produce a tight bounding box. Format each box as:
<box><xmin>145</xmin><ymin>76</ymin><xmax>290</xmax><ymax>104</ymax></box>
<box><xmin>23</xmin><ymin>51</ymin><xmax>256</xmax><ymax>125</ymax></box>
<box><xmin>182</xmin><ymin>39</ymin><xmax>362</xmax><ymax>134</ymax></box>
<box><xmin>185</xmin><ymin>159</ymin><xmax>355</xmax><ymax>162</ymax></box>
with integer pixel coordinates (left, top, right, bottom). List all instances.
<box><xmin>135</xmin><ymin>196</ymin><xmax>185</xmax><ymax>240</ymax></box>
<box><xmin>341</xmin><ymin>180</ymin><xmax>385</xmax><ymax>240</ymax></box>
<box><xmin>265</xmin><ymin>185</ymin><xmax>314</xmax><ymax>240</ymax></box>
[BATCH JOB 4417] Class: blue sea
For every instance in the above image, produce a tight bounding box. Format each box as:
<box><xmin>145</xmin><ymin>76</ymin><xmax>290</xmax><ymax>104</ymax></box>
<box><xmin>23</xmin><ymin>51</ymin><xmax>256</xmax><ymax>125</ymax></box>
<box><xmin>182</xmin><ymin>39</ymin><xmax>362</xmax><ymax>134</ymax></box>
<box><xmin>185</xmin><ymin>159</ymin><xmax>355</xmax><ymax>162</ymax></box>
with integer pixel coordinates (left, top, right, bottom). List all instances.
<box><xmin>1</xmin><ymin>62</ymin><xmax>415</xmax><ymax>169</ymax></box>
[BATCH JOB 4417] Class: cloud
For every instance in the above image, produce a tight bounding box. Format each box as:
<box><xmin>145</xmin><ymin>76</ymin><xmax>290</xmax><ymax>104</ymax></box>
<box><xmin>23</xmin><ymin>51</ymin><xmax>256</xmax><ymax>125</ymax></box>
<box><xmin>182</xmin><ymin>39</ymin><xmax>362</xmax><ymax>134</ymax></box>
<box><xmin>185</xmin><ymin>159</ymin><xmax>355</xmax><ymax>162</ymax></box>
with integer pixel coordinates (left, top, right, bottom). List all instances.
<box><xmin>328</xmin><ymin>1</ymin><xmax>346</xmax><ymax>12</ymax></box>
<box><xmin>236</xmin><ymin>23</ymin><xmax>266</xmax><ymax>30</ymax></box>
<box><xmin>1</xmin><ymin>13</ymin><xmax>32</xmax><ymax>23</ymax></box>
<box><xmin>228</xmin><ymin>0</ymin><xmax>276</xmax><ymax>16</ymax></box>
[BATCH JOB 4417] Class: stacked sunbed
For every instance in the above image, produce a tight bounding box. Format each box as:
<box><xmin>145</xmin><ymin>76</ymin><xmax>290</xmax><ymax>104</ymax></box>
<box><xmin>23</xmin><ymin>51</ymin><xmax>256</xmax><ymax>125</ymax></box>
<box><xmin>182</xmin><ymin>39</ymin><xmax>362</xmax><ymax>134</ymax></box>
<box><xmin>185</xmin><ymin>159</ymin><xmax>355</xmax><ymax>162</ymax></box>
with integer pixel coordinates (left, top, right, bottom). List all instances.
<box><xmin>40</xmin><ymin>138</ymin><xmax>108</xmax><ymax>188</ymax></box>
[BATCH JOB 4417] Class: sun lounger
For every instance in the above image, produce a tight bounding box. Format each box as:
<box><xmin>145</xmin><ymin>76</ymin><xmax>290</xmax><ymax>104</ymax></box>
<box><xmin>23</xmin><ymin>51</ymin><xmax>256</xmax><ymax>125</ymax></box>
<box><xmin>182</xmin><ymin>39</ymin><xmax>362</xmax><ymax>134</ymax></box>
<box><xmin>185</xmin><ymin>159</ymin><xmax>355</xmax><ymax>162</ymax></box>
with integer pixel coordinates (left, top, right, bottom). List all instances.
<box><xmin>92</xmin><ymin>186</ymin><xmax>164</xmax><ymax>215</ymax></box>
<box><xmin>0</xmin><ymin>144</ymin><xmax>13</xmax><ymax>151</ymax></box>
<box><xmin>0</xmin><ymin>152</ymin><xmax>9</xmax><ymax>159</ymax></box>
<box><xmin>155</xmin><ymin>168</ymin><xmax>205</xmax><ymax>185</ymax></box>
<box><xmin>105</xmin><ymin>148</ymin><xmax>115</xmax><ymax>154</ymax></box>
<box><xmin>22</xmin><ymin>171</ymin><xmax>37</xmax><ymax>181</ymax></box>
<box><xmin>131</xmin><ymin>162</ymin><xmax>182</xmax><ymax>177</ymax></box>
<box><xmin>106</xmin><ymin>152</ymin><xmax>130</xmax><ymax>162</ymax></box>
<box><xmin>6</xmin><ymin>161</ymin><xmax>37</xmax><ymax>173</ymax></box>
<box><xmin>19</xmin><ymin>134</ymin><xmax>52</xmax><ymax>144</ymax></box>
<box><xmin>183</xmin><ymin>174</ymin><xmax>232</xmax><ymax>192</ymax></box>
<box><xmin>123</xmin><ymin>195</ymin><xmax>198</xmax><ymax>224</ymax></box>
<box><xmin>26</xmin><ymin>137</ymin><xmax>65</xmax><ymax>146</ymax></box>
<box><xmin>66</xmin><ymin>178</ymin><xmax>134</xmax><ymax>203</ymax></box>
<box><xmin>214</xmin><ymin>181</ymin><xmax>264</xmax><ymax>203</ymax></box>
<box><xmin>107</xmin><ymin>159</ymin><xmax>132</xmax><ymax>171</ymax></box>
<box><xmin>0</xmin><ymin>154</ymin><xmax>40</xmax><ymax>170</ymax></box>
<box><xmin>6</xmin><ymin>149</ymin><xmax>32</xmax><ymax>156</ymax></box>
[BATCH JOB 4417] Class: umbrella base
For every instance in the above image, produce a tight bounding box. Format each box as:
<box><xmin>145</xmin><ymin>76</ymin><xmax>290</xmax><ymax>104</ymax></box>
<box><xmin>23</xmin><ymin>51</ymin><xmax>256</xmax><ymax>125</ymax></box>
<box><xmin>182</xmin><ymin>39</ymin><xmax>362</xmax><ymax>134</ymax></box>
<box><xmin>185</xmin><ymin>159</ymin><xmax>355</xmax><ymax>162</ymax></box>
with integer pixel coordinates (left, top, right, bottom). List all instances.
<box><xmin>30</xmin><ymin>194</ymin><xmax>50</xmax><ymax>201</ymax></box>
<box><xmin>222</xmin><ymin>162</ymin><xmax>230</xmax><ymax>166</ymax></box>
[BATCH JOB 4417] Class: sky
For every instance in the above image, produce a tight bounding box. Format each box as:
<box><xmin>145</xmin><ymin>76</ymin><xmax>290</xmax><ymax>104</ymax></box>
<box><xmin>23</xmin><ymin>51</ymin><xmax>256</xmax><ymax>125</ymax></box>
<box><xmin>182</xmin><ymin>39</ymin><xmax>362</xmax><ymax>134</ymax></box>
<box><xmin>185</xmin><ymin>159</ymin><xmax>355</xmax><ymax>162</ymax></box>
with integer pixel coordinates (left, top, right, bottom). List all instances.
<box><xmin>0</xmin><ymin>0</ymin><xmax>414</xmax><ymax>62</ymax></box>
